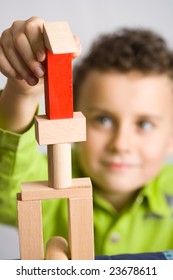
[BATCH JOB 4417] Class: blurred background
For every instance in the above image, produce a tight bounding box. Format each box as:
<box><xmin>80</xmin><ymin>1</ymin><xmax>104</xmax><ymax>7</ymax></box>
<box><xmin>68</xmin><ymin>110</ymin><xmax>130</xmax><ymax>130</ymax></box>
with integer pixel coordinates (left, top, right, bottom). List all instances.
<box><xmin>0</xmin><ymin>0</ymin><xmax>173</xmax><ymax>259</ymax></box>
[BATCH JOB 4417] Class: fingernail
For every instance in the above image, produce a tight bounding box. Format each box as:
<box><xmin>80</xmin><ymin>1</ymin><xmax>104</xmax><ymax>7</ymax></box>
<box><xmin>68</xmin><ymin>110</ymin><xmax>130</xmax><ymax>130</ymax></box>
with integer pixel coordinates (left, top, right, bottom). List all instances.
<box><xmin>34</xmin><ymin>66</ymin><xmax>45</xmax><ymax>78</ymax></box>
<box><xmin>26</xmin><ymin>76</ymin><xmax>38</xmax><ymax>86</ymax></box>
<box><xmin>36</xmin><ymin>50</ymin><xmax>46</xmax><ymax>62</ymax></box>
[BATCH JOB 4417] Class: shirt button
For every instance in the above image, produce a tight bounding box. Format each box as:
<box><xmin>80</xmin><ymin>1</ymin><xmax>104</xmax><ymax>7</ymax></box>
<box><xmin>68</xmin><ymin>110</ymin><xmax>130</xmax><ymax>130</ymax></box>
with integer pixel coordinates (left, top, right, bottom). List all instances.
<box><xmin>109</xmin><ymin>232</ymin><xmax>121</xmax><ymax>243</ymax></box>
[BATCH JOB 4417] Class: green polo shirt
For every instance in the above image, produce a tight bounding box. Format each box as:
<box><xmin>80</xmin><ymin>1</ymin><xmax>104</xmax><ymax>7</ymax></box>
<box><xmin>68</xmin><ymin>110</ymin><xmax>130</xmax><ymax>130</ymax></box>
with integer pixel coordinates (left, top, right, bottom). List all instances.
<box><xmin>0</xmin><ymin>123</ymin><xmax>173</xmax><ymax>256</ymax></box>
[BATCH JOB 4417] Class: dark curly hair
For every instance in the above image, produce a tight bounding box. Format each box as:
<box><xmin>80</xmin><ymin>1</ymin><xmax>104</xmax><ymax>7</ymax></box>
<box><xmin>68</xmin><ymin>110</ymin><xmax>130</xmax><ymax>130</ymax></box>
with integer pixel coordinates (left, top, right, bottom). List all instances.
<box><xmin>73</xmin><ymin>28</ymin><xmax>173</xmax><ymax>108</ymax></box>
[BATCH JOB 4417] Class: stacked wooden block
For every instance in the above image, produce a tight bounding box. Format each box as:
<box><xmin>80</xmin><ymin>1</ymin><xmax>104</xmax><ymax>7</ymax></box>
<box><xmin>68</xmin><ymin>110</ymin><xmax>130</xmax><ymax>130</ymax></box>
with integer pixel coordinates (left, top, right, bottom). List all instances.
<box><xmin>17</xmin><ymin>22</ymin><xmax>94</xmax><ymax>260</ymax></box>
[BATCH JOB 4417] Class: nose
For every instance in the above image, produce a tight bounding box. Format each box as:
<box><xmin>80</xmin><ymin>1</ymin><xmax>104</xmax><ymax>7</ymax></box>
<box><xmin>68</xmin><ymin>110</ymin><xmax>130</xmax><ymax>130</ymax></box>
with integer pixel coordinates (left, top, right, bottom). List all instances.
<box><xmin>108</xmin><ymin>125</ymin><xmax>132</xmax><ymax>153</ymax></box>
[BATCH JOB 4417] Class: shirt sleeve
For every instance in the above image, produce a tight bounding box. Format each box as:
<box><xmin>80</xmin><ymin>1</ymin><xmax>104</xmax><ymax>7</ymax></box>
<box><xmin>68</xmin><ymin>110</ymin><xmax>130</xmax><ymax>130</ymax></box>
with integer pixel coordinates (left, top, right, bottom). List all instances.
<box><xmin>0</xmin><ymin>123</ymin><xmax>48</xmax><ymax>226</ymax></box>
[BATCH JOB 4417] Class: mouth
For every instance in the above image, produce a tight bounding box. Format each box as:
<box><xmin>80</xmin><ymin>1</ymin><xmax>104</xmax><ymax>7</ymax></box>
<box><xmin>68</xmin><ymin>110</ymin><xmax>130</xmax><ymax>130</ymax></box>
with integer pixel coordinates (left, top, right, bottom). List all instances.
<box><xmin>102</xmin><ymin>161</ymin><xmax>139</xmax><ymax>171</ymax></box>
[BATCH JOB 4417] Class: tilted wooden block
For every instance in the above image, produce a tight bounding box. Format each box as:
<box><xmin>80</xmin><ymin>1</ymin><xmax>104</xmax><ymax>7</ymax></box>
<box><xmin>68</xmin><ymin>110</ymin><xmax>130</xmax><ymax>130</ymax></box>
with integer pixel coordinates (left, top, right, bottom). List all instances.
<box><xmin>35</xmin><ymin>112</ymin><xmax>86</xmax><ymax>145</ymax></box>
<box><xmin>21</xmin><ymin>178</ymin><xmax>92</xmax><ymax>201</ymax></box>
<box><xmin>43</xmin><ymin>22</ymin><xmax>78</xmax><ymax>54</ymax></box>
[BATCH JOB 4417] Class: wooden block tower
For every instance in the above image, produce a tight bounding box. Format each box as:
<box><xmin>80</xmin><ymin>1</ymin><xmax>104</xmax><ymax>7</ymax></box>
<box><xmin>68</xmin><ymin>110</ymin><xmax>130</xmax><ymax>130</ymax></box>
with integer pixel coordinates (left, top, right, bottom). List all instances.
<box><xmin>17</xmin><ymin>22</ymin><xmax>94</xmax><ymax>260</ymax></box>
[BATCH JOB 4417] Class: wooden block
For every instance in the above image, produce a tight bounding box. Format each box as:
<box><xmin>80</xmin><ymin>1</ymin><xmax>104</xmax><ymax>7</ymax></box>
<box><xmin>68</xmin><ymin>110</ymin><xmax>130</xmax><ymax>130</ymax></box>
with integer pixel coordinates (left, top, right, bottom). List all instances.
<box><xmin>17</xmin><ymin>194</ymin><xmax>44</xmax><ymax>260</ymax></box>
<box><xmin>43</xmin><ymin>22</ymin><xmax>78</xmax><ymax>54</ymax></box>
<box><xmin>48</xmin><ymin>143</ymin><xmax>72</xmax><ymax>189</ymax></box>
<box><xmin>44</xmin><ymin>51</ymin><xmax>73</xmax><ymax>119</ymax></box>
<box><xmin>21</xmin><ymin>178</ymin><xmax>92</xmax><ymax>201</ymax></box>
<box><xmin>46</xmin><ymin>236</ymin><xmax>69</xmax><ymax>260</ymax></box>
<box><xmin>35</xmin><ymin>112</ymin><xmax>86</xmax><ymax>145</ymax></box>
<box><xmin>68</xmin><ymin>197</ymin><xmax>94</xmax><ymax>260</ymax></box>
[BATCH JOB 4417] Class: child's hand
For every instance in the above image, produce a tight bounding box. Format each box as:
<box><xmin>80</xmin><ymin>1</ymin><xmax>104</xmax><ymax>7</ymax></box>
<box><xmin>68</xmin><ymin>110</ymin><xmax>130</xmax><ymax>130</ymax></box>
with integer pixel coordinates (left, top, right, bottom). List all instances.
<box><xmin>0</xmin><ymin>17</ymin><xmax>82</xmax><ymax>132</ymax></box>
<box><xmin>0</xmin><ymin>16</ymin><xmax>82</xmax><ymax>87</ymax></box>
<box><xmin>0</xmin><ymin>17</ymin><xmax>47</xmax><ymax>86</ymax></box>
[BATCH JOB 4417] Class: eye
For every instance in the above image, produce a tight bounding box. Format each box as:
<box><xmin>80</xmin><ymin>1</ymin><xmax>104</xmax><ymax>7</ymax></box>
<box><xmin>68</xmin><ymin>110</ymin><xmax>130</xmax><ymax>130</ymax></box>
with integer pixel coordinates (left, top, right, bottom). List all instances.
<box><xmin>138</xmin><ymin>120</ymin><xmax>153</xmax><ymax>131</ymax></box>
<box><xmin>90</xmin><ymin>115</ymin><xmax>114</xmax><ymax>129</ymax></box>
<box><xmin>97</xmin><ymin>116</ymin><xmax>113</xmax><ymax>127</ymax></box>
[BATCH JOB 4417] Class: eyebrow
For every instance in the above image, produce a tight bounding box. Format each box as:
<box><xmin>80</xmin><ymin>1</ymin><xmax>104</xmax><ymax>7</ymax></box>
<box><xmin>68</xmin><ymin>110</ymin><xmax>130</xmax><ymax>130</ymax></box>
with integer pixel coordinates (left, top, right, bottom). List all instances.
<box><xmin>87</xmin><ymin>107</ymin><xmax>111</xmax><ymax>114</ymax></box>
<box><xmin>135</xmin><ymin>114</ymin><xmax>163</xmax><ymax>122</ymax></box>
<box><xmin>87</xmin><ymin>107</ymin><xmax>164</xmax><ymax>122</ymax></box>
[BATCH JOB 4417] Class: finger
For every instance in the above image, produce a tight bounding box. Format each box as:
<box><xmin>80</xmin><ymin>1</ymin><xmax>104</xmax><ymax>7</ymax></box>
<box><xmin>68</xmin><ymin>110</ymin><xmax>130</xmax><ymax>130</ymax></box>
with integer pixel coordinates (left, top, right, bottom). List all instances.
<box><xmin>11</xmin><ymin>31</ymin><xmax>45</xmax><ymax>79</ymax></box>
<box><xmin>72</xmin><ymin>35</ymin><xmax>82</xmax><ymax>58</ymax></box>
<box><xmin>1</xmin><ymin>30</ymin><xmax>40</xmax><ymax>84</ymax></box>
<box><xmin>23</xmin><ymin>17</ymin><xmax>46</xmax><ymax>62</ymax></box>
<box><xmin>0</xmin><ymin>40</ymin><xmax>22</xmax><ymax>80</ymax></box>
<box><xmin>10</xmin><ymin>19</ymin><xmax>45</xmax><ymax>78</ymax></box>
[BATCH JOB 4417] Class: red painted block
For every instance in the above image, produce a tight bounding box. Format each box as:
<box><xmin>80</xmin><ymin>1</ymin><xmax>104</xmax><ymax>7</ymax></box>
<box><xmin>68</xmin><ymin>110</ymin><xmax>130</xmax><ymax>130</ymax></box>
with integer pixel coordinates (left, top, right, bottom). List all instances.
<box><xmin>44</xmin><ymin>49</ymin><xmax>73</xmax><ymax>119</ymax></box>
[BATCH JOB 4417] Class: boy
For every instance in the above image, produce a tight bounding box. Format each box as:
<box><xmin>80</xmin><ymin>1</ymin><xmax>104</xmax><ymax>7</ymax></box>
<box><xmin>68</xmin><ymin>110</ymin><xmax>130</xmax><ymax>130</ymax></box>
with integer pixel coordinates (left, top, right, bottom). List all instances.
<box><xmin>0</xmin><ymin>17</ymin><xmax>173</xmax><ymax>257</ymax></box>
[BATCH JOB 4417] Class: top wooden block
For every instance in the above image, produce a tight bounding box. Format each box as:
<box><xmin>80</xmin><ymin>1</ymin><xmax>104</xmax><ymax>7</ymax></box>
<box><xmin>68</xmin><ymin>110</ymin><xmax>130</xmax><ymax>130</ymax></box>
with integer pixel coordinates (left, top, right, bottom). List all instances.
<box><xmin>43</xmin><ymin>22</ymin><xmax>78</xmax><ymax>54</ymax></box>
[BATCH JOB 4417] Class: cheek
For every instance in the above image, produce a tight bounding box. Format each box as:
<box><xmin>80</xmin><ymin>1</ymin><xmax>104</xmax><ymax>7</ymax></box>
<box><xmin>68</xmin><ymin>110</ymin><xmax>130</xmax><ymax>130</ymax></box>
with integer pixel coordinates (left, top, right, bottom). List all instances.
<box><xmin>85</xmin><ymin>128</ymin><xmax>104</xmax><ymax>154</ymax></box>
<box><xmin>132</xmin><ymin>139</ymin><xmax>168</xmax><ymax>184</ymax></box>
<box><xmin>76</xmin><ymin>141</ymin><xmax>95</xmax><ymax>177</ymax></box>
<box><xmin>78</xmin><ymin>137</ymin><xmax>99</xmax><ymax>164</ymax></box>
<box><xmin>77</xmin><ymin>130</ymin><xmax>104</xmax><ymax>169</ymax></box>
<box><xmin>140</xmin><ymin>137</ymin><xmax>169</xmax><ymax>170</ymax></box>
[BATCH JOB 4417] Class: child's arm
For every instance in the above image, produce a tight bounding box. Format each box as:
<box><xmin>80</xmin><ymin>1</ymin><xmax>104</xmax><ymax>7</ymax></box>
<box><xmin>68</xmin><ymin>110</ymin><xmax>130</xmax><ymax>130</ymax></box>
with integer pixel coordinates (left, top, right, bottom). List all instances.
<box><xmin>0</xmin><ymin>17</ymin><xmax>46</xmax><ymax>133</ymax></box>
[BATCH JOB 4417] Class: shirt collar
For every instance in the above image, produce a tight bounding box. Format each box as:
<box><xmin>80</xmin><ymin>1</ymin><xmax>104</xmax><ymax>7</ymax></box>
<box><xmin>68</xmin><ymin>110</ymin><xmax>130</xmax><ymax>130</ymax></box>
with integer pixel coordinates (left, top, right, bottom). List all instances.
<box><xmin>139</xmin><ymin>165</ymin><xmax>172</xmax><ymax>217</ymax></box>
<box><xmin>72</xmin><ymin>147</ymin><xmax>171</xmax><ymax>217</ymax></box>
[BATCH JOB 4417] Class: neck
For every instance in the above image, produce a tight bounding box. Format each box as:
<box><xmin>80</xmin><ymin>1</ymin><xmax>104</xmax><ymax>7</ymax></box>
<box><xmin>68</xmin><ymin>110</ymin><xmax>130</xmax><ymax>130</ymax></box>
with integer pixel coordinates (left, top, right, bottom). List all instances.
<box><xmin>95</xmin><ymin>187</ymin><xmax>140</xmax><ymax>213</ymax></box>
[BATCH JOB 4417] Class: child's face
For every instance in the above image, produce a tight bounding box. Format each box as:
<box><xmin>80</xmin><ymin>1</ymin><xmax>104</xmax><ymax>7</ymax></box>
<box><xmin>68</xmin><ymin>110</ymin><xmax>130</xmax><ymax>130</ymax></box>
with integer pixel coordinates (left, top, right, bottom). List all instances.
<box><xmin>76</xmin><ymin>70</ymin><xmax>173</xmax><ymax>194</ymax></box>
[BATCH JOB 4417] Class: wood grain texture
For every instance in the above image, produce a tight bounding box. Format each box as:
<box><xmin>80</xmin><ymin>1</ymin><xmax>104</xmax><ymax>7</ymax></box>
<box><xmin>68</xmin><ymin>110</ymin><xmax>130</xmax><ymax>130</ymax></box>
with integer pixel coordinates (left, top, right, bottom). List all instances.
<box><xmin>21</xmin><ymin>178</ymin><xmax>92</xmax><ymax>201</ymax></box>
<box><xmin>35</xmin><ymin>112</ymin><xmax>86</xmax><ymax>145</ymax></box>
<box><xmin>17</xmin><ymin>195</ymin><xmax>44</xmax><ymax>260</ymax></box>
<box><xmin>46</xmin><ymin>236</ymin><xmax>69</xmax><ymax>260</ymax></box>
<box><xmin>47</xmin><ymin>143</ymin><xmax>72</xmax><ymax>189</ymax></box>
<box><xmin>68</xmin><ymin>197</ymin><xmax>94</xmax><ymax>260</ymax></box>
<box><xmin>43</xmin><ymin>22</ymin><xmax>78</xmax><ymax>54</ymax></box>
